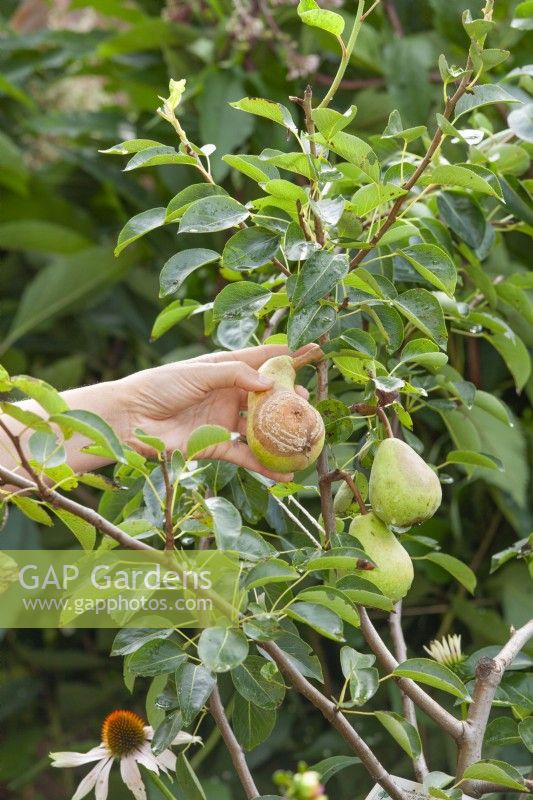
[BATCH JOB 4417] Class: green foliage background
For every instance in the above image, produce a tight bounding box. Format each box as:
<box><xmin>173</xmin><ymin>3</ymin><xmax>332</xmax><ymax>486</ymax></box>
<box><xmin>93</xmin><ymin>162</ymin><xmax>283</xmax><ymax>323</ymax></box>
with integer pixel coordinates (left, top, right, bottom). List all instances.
<box><xmin>0</xmin><ymin>1</ymin><xmax>531</xmax><ymax>798</ymax></box>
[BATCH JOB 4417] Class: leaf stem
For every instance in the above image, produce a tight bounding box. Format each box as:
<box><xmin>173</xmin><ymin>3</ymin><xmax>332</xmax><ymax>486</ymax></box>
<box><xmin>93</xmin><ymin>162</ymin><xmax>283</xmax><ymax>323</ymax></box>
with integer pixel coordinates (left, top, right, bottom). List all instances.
<box><xmin>317</xmin><ymin>0</ymin><xmax>366</xmax><ymax>109</ymax></box>
<box><xmin>144</xmin><ymin>769</ymin><xmax>178</xmax><ymax>800</ymax></box>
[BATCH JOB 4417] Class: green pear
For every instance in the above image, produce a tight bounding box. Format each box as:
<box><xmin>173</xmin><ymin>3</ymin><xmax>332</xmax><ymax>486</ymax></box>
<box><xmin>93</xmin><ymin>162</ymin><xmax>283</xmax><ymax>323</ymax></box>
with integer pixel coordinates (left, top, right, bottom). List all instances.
<box><xmin>247</xmin><ymin>355</ymin><xmax>325</xmax><ymax>472</ymax></box>
<box><xmin>369</xmin><ymin>438</ymin><xmax>442</xmax><ymax>528</ymax></box>
<box><xmin>348</xmin><ymin>512</ymin><xmax>414</xmax><ymax>602</ymax></box>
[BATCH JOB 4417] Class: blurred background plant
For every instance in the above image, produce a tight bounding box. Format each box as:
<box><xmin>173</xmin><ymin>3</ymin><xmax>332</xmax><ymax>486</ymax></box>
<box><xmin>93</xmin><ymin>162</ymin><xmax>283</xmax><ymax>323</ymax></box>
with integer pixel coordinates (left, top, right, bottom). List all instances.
<box><xmin>0</xmin><ymin>1</ymin><xmax>531</xmax><ymax>798</ymax></box>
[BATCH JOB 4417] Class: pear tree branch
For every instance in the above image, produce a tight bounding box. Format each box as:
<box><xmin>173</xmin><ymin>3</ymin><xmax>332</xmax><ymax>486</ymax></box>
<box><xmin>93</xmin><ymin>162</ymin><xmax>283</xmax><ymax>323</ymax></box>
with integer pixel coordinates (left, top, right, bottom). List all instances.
<box><xmin>358</xmin><ymin>607</ymin><xmax>464</xmax><ymax>740</ymax></box>
<box><xmin>208</xmin><ymin>686</ymin><xmax>259</xmax><ymax>800</ymax></box>
<box><xmin>456</xmin><ymin>618</ymin><xmax>533</xmax><ymax>777</ymax></box>
<box><xmin>260</xmin><ymin>640</ymin><xmax>406</xmax><ymax>800</ymax></box>
<box><xmin>389</xmin><ymin>602</ymin><xmax>429</xmax><ymax>780</ymax></box>
<box><xmin>0</xmin><ymin>463</ymin><xmax>153</xmax><ymax>551</ymax></box>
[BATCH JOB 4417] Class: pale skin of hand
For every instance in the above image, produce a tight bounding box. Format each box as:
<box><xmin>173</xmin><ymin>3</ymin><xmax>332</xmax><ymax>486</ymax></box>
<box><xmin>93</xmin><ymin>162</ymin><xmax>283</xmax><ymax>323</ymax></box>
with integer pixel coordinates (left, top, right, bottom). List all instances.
<box><xmin>0</xmin><ymin>344</ymin><xmax>314</xmax><ymax>484</ymax></box>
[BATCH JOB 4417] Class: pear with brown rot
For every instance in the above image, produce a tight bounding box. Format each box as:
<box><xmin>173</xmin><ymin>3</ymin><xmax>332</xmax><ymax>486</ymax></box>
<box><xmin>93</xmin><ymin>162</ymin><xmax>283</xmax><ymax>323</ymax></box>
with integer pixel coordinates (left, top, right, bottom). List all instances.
<box><xmin>247</xmin><ymin>347</ymin><xmax>325</xmax><ymax>473</ymax></box>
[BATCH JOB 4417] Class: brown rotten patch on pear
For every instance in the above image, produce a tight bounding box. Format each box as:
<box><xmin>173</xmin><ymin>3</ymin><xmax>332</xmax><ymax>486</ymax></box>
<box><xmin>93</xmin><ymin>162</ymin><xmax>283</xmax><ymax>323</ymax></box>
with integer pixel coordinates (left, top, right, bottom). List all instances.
<box><xmin>247</xmin><ymin>345</ymin><xmax>325</xmax><ymax>473</ymax></box>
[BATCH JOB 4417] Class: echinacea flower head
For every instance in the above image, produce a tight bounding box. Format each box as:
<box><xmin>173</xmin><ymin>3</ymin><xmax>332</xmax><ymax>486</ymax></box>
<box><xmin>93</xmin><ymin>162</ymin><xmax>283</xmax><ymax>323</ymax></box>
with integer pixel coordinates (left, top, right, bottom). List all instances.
<box><xmin>423</xmin><ymin>633</ymin><xmax>463</xmax><ymax>667</ymax></box>
<box><xmin>50</xmin><ymin>709</ymin><xmax>201</xmax><ymax>800</ymax></box>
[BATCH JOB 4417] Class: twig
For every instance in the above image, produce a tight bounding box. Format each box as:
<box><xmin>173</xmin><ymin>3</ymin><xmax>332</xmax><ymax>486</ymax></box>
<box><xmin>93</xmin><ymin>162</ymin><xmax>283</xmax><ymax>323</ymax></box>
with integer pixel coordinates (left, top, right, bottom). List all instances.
<box><xmin>161</xmin><ymin>459</ymin><xmax>174</xmax><ymax>551</ymax></box>
<box><xmin>0</xmin><ymin>463</ymin><xmax>154</xmax><ymax>551</ymax></box>
<box><xmin>456</xmin><ymin>618</ymin><xmax>533</xmax><ymax>777</ymax></box>
<box><xmin>291</xmin><ymin>343</ymin><xmax>324</xmax><ymax>371</ymax></box>
<box><xmin>302</xmin><ymin>85</ymin><xmax>326</xmax><ymax>245</ymax></box>
<box><xmin>318</xmin><ymin>0</ymin><xmax>366</xmax><ymax>109</ymax></box>
<box><xmin>389</xmin><ymin>601</ymin><xmax>429</xmax><ymax>781</ymax></box>
<box><xmin>327</xmin><ymin>468</ymin><xmax>367</xmax><ymax>515</ymax></box>
<box><xmin>261</xmin><ymin>640</ymin><xmax>406</xmax><ymax>800</ymax></box>
<box><xmin>208</xmin><ymin>686</ymin><xmax>259</xmax><ymax>800</ymax></box>
<box><xmin>316</xmin><ymin>336</ymin><xmax>335</xmax><ymax>548</ymax></box>
<box><xmin>376</xmin><ymin>408</ymin><xmax>394</xmax><ymax>439</ymax></box>
<box><xmin>384</xmin><ymin>0</ymin><xmax>404</xmax><ymax>36</ymax></box>
<box><xmin>358</xmin><ymin>607</ymin><xmax>464</xmax><ymax>740</ymax></box>
<box><xmin>349</xmin><ymin>64</ymin><xmax>473</xmax><ymax>270</ymax></box>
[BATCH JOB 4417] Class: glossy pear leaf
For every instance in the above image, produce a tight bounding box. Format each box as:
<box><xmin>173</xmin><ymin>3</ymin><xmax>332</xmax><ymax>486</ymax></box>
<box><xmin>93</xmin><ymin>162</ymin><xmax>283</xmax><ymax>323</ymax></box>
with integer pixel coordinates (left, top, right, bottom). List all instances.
<box><xmin>455</xmin><ymin>84</ymin><xmax>520</xmax><ymax>118</ymax></box>
<box><xmin>187</xmin><ymin>425</ymin><xmax>232</xmax><ymax>459</ymax></box>
<box><xmin>374</xmin><ymin>711</ymin><xmax>422</xmax><ymax>758</ymax></box>
<box><xmin>115</xmin><ymin>208</ymin><xmax>166</xmax><ymax>256</ymax></box>
<box><xmin>151</xmin><ymin>300</ymin><xmax>200</xmax><ymax>340</ymax></box>
<box><xmin>231</xmin><ymin>656</ymin><xmax>285</xmax><ymax>709</ymax></box>
<box><xmin>51</xmin><ymin>409</ymin><xmax>125</xmax><ymax>463</ymax></box>
<box><xmin>297</xmin><ymin>0</ymin><xmax>345</xmax><ymax>37</ymax></box>
<box><xmin>124</xmin><ymin>145</ymin><xmax>196</xmax><ymax>171</ymax></box>
<box><xmin>444</xmin><ymin>449</ymin><xmax>502</xmax><ymax>471</ymax></box>
<box><xmin>198</xmin><ymin>627</ymin><xmax>249</xmax><ymax>673</ymax></box>
<box><xmin>393</xmin><ymin>658</ymin><xmax>470</xmax><ymax>700</ymax></box>
<box><xmin>397</xmin><ymin>244</ymin><xmax>457</xmax><ymax>297</ymax></box>
<box><xmin>287</xmin><ymin>303</ymin><xmax>336</xmax><ymax>349</ymax></box>
<box><xmin>233</xmin><ymin>695</ymin><xmax>276</xmax><ymax>751</ymax></box>
<box><xmin>421</xmin><ymin>165</ymin><xmax>500</xmax><ymax>197</ymax></box>
<box><xmin>176</xmin><ymin>662</ymin><xmax>216</xmax><ymax>726</ymax></box>
<box><xmin>292</xmin><ymin>251</ymin><xmax>348</xmax><ymax>309</ymax></box>
<box><xmin>230</xmin><ymin>97</ymin><xmax>297</xmax><ymax>133</ymax></box>
<box><xmin>129</xmin><ymin>639</ymin><xmax>186</xmax><ymax>676</ymax></box>
<box><xmin>461</xmin><ymin>760</ymin><xmax>526</xmax><ymax>791</ymax></box>
<box><xmin>166</xmin><ymin>184</ymin><xmax>228</xmax><ymax>222</ymax></box>
<box><xmin>180</xmin><ymin>196</ymin><xmax>250</xmax><ymax>233</ymax></box>
<box><xmin>311</xmin><ymin>756</ymin><xmax>361</xmax><ymax>784</ymax></box>
<box><xmin>394</xmin><ymin>289</ymin><xmax>448</xmax><ymax>349</ymax></box>
<box><xmin>213</xmin><ymin>282</ymin><xmax>272</xmax><ymax>321</ymax></box>
<box><xmin>159</xmin><ymin>249</ymin><xmax>219</xmax><ymax>296</ymax></box>
<box><xmin>437</xmin><ymin>192</ymin><xmax>486</xmax><ymax>249</ymax></box>
<box><xmin>222</xmin><ymin>227</ymin><xmax>280</xmax><ymax>271</ymax></box>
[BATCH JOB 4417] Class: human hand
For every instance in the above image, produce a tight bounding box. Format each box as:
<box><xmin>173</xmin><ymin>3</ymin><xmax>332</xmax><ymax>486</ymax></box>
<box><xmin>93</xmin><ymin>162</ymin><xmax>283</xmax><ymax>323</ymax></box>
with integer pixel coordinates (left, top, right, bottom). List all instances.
<box><xmin>119</xmin><ymin>344</ymin><xmax>316</xmax><ymax>481</ymax></box>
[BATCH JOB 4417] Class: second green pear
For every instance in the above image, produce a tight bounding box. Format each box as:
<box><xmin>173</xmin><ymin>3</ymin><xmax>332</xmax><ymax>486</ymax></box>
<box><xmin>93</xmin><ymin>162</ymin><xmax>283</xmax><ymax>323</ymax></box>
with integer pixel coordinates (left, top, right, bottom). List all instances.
<box><xmin>369</xmin><ymin>438</ymin><xmax>442</xmax><ymax>529</ymax></box>
<box><xmin>348</xmin><ymin>512</ymin><xmax>414</xmax><ymax>602</ymax></box>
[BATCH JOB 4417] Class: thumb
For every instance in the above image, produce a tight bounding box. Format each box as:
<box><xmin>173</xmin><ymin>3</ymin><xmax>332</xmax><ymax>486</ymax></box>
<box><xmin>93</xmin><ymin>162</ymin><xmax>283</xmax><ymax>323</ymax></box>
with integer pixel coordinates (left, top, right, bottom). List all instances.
<box><xmin>194</xmin><ymin>362</ymin><xmax>273</xmax><ymax>393</ymax></box>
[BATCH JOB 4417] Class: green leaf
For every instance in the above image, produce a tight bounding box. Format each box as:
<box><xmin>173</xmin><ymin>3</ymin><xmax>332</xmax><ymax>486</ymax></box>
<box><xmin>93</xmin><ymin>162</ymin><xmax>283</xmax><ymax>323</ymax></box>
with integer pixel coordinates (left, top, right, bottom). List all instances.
<box><xmin>497</xmin><ymin>282</ymin><xmax>533</xmax><ymax>325</ymax></box>
<box><xmin>455</xmin><ymin>85</ymin><xmax>520</xmax><ymax>119</ymax></box>
<box><xmin>445</xmin><ymin>450</ymin><xmax>502</xmax><ymax>471</ymax></box>
<box><xmin>187</xmin><ymin>425</ymin><xmax>232</xmax><ymax>459</ymax></box>
<box><xmin>437</xmin><ymin>192</ymin><xmax>486</xmax><ymax>249</ymax></box>
<box><xmin>115</xmin><ymin>208</ymin><xmax>166</xmax><ymax>256</ymax></box>
<box><xmin>180</xmin><ymin>196</ymin><xmax>250</xmax><ymax>234</ymax></box>
<box><xmin>393</xmin><ymin>658</ymin><xmax>470</xmax><ymax>700</ymax></box>
<box><xmin>232</xmin><ymin>656</ymin><xmax>285</xmax><ymax>709</ymax></box>
<box><xmin>176</xmin><ymin>662</ymin><xmax>216</xmax><ymax>726</ymax></box>
<box><xmin>340</xmin><ymin>647</ymin><xmax>379</xmax><ymax>706</ymax></box>
<box><xmin>265</xmin><ymin>632</ymin><xmax>323</xmax><ymax>682</ymax></box>
<box><xmin>123</xmin><ymin>146</ymin><xmax>196</xmax><ymax>171</ymax></box>
<box><xmin>286</xmin><ymin>601</ymin><xmax>344</xmax><ymax>642</ymax></box>
<box><xmin>297</xmin><ymin>0</ymin><xmax>345</xmax><ymax>37</ymax></box>
<box><xmin>259</xmin><ymin>149</ymin><xmax>318</xmax><ymax>180</ymax></box>
<box><xmin>518</xmin><ymin>717</ymin><xmax>533</xmax><ymax>753</ymax></box>
<box><xmin>198</xmin><ymin>628</ymin><xmax>249</xmax><ymax>673</ymax></box>
<box><xmin>230</xmin><ymin>97</ymin><xmax>297</xmax><ymax>133</ymax></box>
<box><xmin>394</xmin><ymin>289</ymin><xmax>448</xmax><ymax>349</ymax></box>
<box><xmin>166</xmin><ymin>185</ymin><xmax>228</xmax><ymax>223</ymax></box>
<box><xmin>486</xmin><ymin>329</ymin><xmax>531</xmax><ymax>391</ymax></box>
<box><xmin>336</xmin><ymin>576</ymin><xmax>395</xmax><ymax>612</ymax></box>
<box><xmin>325</xmin><ymin>131</ymin><xmax>380</xmax><ymax>182</ymax></box>
<box><xmin>175</xmin><ymin>753</ymin><xmax>207</xmax><ymax>800</ymax></box>
<box><xmin>296</xmin><ymin>588</ymin><xmax>360</xmax><ymax>629</ymax></box>
<box><xmin>213</xmin><ymin>282</ymin><xmax>272</xmax><ymax>321</ymax></box>
<box><xmin>53</xmin><ymin>509</ymin><xmax>96</xmax><ymax>551</ymax></box>
<box><xmin>398</xmin><ymin>339</ymin><xmax>448</xmax><ymax>370</ymax></box>
<box><xmin>244</xmin><ymin>559</ymin><xmax>299</xmax><ymax>591</ymax></box>
<box><xmin>311</xmin><ymin>756</ymin><xmax>361</xmax><ymax>784</ymax></box>
<box><xmin>374</xmin><ymin>711</ymin><xmax>422</xmax><ymax>759</ymax></box>
<box><xmin>205</xmin><ymin>496</ymin><xmax>242</xmax><ymax>549</ymax></box>
<box><xmin>397</xmin><ymin>244</ymin><xmax>457</xmax><ymax>297</ymax></box>
<box><xmin>111</xmin><ymin>628</ymin><xmax>174</xmax><ymax>657</ymax></box>
<box><xmin>100</xmin><ymin>138</ymin><xmax>163</xmax><ymax>155</ymax></box>
<box><xmin>159</xmin><ymin>249</ymin><xmax>219</xmax><ymax>297</ymax></box>
<box><xmin>292</xmin><ymin>251</ymin><xmax>348</xmax><ymax>309</ymax></box>
<box><xmin>51</xmin><ymin>409</ymin><xmax>125</xmax><ymax>463</ymax></box>
<box><xmin>421</xmin><ymin>165</ymin><xmax>500</xmax><ymax>197</ymax></box>
<box><xmin>10</xmin><ymin>376</ymin><xmax>68</xmax><ymax>414</ymax></box>
<box><xmin>151</xmin><ymin>710</ymin><xmax>183</xmax><ymax>756</ymax></box>
<box><xmin>129</xmin><ymin>640</ymin><xmax>186</xmax><ymax>676</ymax></box>
<box><xmin>287</xmin><ymin>304</ymin><xmax>336</xmax><ymax>350</ymax></box>
<box><xmin>312</xmin><ymin>105</ymin><xmax>358</xmax><ymax>139</ymax></box>
<box><xmin>305</xmin><ymin>547</ymin><xmax>374</xmax><ymax>572</ymax></box>
<box><xmin>512</xmin><ymin>0</ymin><xmax>533</xmax><ymax>29</ymax></box>
<box><xmin>151</xmin><ymin>300</ymin><xmax>200</xmax><ymax>341</ymax></box>
<box><xmin>485</xmin><ymin>717</ymin><xmax>521</xmax><ymax>748</ymax></box>
<box><xmin>461</xmin><ymin>760</ymin><xmax>525</xmax><ymax>791</ymax></box>
<box><xmin>350</xmin><ymin>183</ymin><xmax>406</xmax><ymax>216</ymax></box>
<box><xmin>11</xmin><ymin>497</ymin><xmax>52</xmax><ymax>526</ymax></box>
<box><xmin>316</xmin><ymin>398</ymin><xmax>353</xmax><ymax>445</ymax></box>
<box><xmin>222</xmin><ymin>227</ymin><xmax>280</xmax><ymax>271</ymax></box>
<box><xmin>223</xmin><ymin>154</ymin><xmax>280</xmax><ymax>183</ymax></box>
<box><xmin>0</xmin><ymin>220</ymin><xmax>89</xmax><ymax>255</ymax></box>
<box><xmin>233</xmin><ymin>695</ymin><xmax>276</xmax><ymax>751</ymax></box>
<box><xmin>419</xmin><ymin>552</ymin><xmax>476</xmax><ymax>594</ymax></box>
